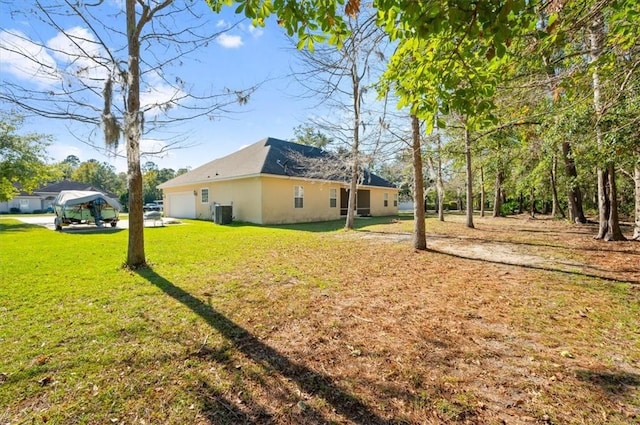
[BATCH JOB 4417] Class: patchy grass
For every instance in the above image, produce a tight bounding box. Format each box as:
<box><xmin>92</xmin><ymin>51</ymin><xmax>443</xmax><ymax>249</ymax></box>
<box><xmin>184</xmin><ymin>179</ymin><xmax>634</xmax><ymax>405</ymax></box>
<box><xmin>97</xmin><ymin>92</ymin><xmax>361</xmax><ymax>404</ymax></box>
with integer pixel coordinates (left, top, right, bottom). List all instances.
<box><xmin>0</xmin><ymin>214</ymin><xmax>638</xmax><ymax>424</ymax></box>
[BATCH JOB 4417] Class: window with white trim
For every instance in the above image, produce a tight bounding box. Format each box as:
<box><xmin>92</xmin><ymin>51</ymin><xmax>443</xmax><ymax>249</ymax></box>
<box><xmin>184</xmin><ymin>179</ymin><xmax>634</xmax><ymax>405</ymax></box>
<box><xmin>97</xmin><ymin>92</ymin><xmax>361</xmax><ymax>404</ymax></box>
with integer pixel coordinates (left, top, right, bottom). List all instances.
<box><xmin>383</xmin><ymin>192</ymin><xmax>389</xmax><ymax>207</ymax></box>
<box><xmin>19</xmin><ymin>199</ymin><xmax>29</xmax><ymax>209</ymax></box>
<box><xmin>294</xmin><ymin>186</ymin><xmax>304</xmax><ymax>208</ymax></box>
<box><xmin>201</xmin><ymin>188</ymin><xmax>209</xmax><ymax>204</ymax></box>
<box><xmin>393</xmin><ymin>193</ymin><xmax>398</xmax><ymax>207</ymax></box>
<box><xmin>329</xmin><ymin>188</ymin><xmax>337</xmax><ymax>208</ymax></box>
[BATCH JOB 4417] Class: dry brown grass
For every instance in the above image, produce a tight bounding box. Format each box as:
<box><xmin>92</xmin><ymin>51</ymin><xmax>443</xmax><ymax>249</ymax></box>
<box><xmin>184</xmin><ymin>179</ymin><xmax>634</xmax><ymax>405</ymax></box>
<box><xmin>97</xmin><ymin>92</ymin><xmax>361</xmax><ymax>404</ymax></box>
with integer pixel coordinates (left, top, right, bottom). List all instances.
<box><xmin>184</xmin><ymin>214</ymin><xmax>639</xmax><ymax>424</ymax></box>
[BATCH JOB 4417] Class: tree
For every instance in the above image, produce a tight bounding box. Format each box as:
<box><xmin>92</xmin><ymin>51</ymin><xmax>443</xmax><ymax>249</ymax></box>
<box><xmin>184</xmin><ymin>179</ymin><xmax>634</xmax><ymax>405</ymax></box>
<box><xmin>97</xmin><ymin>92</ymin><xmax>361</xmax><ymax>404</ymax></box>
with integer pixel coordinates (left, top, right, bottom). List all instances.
<box><xmin>58</xmin><ymin>155</ymin><xmax>81</xmax><ymax>179</ymax></box>
<box><xmin>1</xmin><ymin>1</ymin><xmax>255</xmax><ymax>267</ymax></box>
<box><xmin>0</xmin><ymin>113</ymin><xmax>54</xmax><ymax>201</ymax></box>
<box><xmin>289</xmin><ymin>11</ymin><xmax>389</xmax><ymax>229</ymax></box>
<box><xmin>410</xmin><ymin>114</ymin><xmax>426</xmax><ymax>249</ymax></box>
<box><xmin>71</xmin><ymin>159</ymin><xmax>123</xmax><ymax>195</ymax></box>
<box><xmin>292</xmin><ymin>124</ymin><xmax>333</xmax><ymax>149</ymax></box>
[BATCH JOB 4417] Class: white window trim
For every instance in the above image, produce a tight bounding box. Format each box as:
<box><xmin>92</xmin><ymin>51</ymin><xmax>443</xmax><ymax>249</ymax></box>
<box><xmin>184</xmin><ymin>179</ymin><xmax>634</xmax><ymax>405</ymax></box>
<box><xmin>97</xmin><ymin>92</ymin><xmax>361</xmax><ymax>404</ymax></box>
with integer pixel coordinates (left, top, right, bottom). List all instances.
<box><xmin>329</xmin><ymin>188</ymin><xmax>337</xmax><ymax>208</ymax></box>
<box><xmin>294</xmin><ymin>185</ymin><xmax>304</xmax><ymax>209</ymax></box>
<box><xmin>201</xmin><ymin>188</ymin><xmax>209</xmax><ymax>204</ymax></box>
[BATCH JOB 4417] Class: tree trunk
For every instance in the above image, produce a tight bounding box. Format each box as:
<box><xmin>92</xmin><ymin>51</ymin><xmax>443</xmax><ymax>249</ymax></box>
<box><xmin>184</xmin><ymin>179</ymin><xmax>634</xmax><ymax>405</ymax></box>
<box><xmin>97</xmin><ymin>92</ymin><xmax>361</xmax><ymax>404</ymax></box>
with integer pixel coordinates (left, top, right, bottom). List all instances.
<box><xmin>596</xmin><ymin>167</ymin><xmax>610</xmax><ymax>239</ymax></box>
<box><xmin>529</xmin><ymin>187</ymin><xmax>535</xmax><ymax>218</ymax></box>
<box><xmin>125</xmin><ymin>0</ymin><xmax>146</xmax><ymax>268</ymax></box>
<box><xmin>480</xmin><ymin>166</ymin><xmax>485</xmax><ymax>217</ymax></box>
<box><xmin>464</xmin><ymin>127</ymin><xmax>474</xmax><ymax>228</ymax></box>
<box><xmin>493</xmin><ymin>171</ymin><xmax>503</xmax><ymax>217</ymax></box>
<box><xmin>436</xmin><ymin>132</ymin><xmax>444</xmax><ymax>222</ymax></box>
<box><xmin>518</xmin><ymin>192</ymin><xmax>524</xmax><ymax>214</ymax></box>
<box><xmin>590</xmin><ymin>9</ymin><xmax>624</xmax><ymax>241</ymax></box>
<box><xmin>411</xmin><ymin>114</ymin><xmax>426</xmax><ymax>250</ymax></box>
<box><xmin>605</xmin><ymin>164</ymin><xmax>626</xmax><ymax>240</ymax></box>
<box><xmin>634</xmin><ymin>163</ymin><xmax>640</xmax><ymax>240</ymax></box>
<box><xmin>561</xmin><ymin>141</ymin><xmax>586</xmax><ymax>223</ymax></box>
<box><xmin>550</xmin><ymin>154</ymin><xmax>564</xmax><ymax>218</ymax></box>
<box><xmin>345</xmin><ymin>64</ymin><xmax>361</xmax><ymax>230</ymax></box>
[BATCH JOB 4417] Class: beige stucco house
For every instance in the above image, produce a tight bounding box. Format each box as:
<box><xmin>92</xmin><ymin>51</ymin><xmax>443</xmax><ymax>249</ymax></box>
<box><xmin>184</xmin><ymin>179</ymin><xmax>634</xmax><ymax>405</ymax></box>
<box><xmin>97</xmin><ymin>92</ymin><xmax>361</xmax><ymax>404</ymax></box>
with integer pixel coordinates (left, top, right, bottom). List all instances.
<box><xmin>158</xmin><ymin>137</ymin><xmax>399</xmax><ymax>224</ymax></box>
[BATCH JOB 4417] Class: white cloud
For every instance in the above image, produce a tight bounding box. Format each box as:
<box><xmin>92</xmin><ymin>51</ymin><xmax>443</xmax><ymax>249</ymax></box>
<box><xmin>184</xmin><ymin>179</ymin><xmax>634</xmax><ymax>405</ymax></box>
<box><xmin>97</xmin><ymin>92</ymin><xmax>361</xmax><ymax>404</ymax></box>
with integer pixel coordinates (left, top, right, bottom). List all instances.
<box><xmin>0</xmin><ymin>30</ymin><xmax>59</xmax><ymax>87</ymax></box>
<box><xmin>216</xmin><ymin>19</ymin><xmax>227</xmax><ymax>28</ymax></box>
<box><xmin>248</xmin><ymin>25</ymin><xmax>264</xmax><ymax>38</ymax></box>
<box><xmin>47</xmin><ymin>144</ymin><xmax>84</xmax><ymax>163</ymax></box>
<box><xmin>216</xmin><ymin>33</ymin><xmax>243</xmax><ymax>48</ymax></box>
<box><xmin>46</xmin><ymin>26</ymin><xmax>109</xmax><ymax>83</ymax></box>
<box><xmin>139</xmin><ymin>71</ymin><xmax>186</xmax><ymax>116</ymax></box>
<box><xmin>141</xmin><ymin>138</ymin><xmax>169</xmax><ymax>157</ymax></box>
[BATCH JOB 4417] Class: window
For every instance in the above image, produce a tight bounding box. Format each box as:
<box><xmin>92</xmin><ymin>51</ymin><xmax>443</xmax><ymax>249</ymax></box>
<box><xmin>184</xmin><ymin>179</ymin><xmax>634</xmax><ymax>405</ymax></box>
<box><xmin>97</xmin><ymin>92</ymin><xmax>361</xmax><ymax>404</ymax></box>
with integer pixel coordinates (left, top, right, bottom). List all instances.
<box><xmin>383</xmin><ymin>193</ymin><xmax>389</xmax><ymax>207</ymax></box>
<box><xmin>393</xmin><ymin>193</ymin><xmax>398</xmax><ymax>207</ymax></box>
<box><xmin>201</xmin><ymin>188</ymin><xmax>209</xmax><ymax>204</ymax></box>
<box><xmin>329</xmin><ymin>188</ymin><xmax>337</xmax><ymax>208</ymax></box>
<box><xmin>294</xmin><ymin>185</ymin><xmax>304</xmax><ymax>208</ymax></box>
<box><xmin>19</xmin><ymin>199</ymin><xmax>29</xmax><ymax>209</ymax></box>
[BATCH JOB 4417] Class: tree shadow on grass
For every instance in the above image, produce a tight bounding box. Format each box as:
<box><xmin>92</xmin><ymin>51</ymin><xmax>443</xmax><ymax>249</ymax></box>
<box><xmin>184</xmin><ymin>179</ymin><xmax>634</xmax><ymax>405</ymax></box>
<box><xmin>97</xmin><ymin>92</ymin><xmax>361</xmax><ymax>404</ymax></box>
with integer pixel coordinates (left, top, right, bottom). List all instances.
<box><xmin>0</xmin><ymin>221</ymin><xmax>39</xmax><ymax>232</ymax></box>
<box><xmin>575</xmin><ymin>369</ymin><xmax>640</xmax><ymax>396</ymax></box>
<box><xmin>137</xmin><ymin>267</ymin><xmax>390</xmax><ymax>425</ymax></box>
<box><xmin>426</xmin><ymin>248</ymin><xmax>640</xmax><ymax>284</ymax></box>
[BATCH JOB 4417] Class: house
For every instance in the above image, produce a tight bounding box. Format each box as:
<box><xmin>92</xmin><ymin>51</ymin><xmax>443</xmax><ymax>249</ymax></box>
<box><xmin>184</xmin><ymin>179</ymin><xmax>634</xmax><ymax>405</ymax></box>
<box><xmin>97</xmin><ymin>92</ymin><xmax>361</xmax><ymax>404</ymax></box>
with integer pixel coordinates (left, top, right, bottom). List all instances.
<box><xmin>0</xmin><ymin>180</ymin><xmax>115</xmax><ymax>213</ymax></box>
<box><xmin>158</xmin><ymin>137</ymin><xmax>399</xmax><ymax>224</ymax></box>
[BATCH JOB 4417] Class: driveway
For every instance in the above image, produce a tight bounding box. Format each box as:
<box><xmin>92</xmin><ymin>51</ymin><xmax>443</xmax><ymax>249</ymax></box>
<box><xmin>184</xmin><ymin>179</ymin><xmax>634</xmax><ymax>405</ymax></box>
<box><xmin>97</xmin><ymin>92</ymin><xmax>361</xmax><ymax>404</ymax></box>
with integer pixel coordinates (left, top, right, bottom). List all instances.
<box><xmin>15</xmin><ymin>215</ymin><xmax>170</xmax><ymax>230</ymax></box>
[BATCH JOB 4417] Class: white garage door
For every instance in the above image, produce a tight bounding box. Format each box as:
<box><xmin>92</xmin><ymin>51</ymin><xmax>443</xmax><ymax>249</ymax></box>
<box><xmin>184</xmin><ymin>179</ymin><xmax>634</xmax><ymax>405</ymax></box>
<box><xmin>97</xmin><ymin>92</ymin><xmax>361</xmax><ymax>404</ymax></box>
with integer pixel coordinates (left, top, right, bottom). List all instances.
<box><xmin>167</xmin><ymin>192</ymin><xmax>196</xmax><ymax>218</ymax></box>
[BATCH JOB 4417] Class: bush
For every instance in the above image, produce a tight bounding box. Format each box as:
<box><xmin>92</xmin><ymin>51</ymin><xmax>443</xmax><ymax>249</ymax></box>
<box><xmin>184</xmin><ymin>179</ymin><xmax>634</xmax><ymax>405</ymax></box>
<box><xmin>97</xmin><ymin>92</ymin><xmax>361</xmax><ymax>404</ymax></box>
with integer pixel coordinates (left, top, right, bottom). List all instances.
<box><xmin>9</xmin><ymin>207</ymin><xmax>20</xmax><ymax>214</ymax></box>
<box><xmin>32</xmin><ymin>209</ymin><xmax>43</xmax><ymax>214</ymax></box>
<box><xmin>500</xmin><ymin>200</ymin><xmax>519</xmax><ymax>216</ymax></box>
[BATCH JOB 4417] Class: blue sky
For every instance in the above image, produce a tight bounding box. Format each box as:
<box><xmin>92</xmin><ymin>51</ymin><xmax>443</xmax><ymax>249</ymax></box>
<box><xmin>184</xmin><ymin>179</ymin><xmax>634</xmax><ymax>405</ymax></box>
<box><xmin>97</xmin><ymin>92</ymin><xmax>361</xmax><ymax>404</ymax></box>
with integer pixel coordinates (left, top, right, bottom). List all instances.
<box><xmin>0</xmin><ymin>1</ymin><xmax>329</xmax><ymax>173</ymax></box>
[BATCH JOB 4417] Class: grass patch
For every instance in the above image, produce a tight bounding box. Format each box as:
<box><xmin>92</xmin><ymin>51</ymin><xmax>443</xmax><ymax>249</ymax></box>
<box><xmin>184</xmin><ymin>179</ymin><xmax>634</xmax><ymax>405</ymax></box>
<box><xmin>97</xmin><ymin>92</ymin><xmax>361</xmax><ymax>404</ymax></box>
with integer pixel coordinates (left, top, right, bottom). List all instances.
<box><xmin>1</xmin><ymin>215</ymin><xmax>639</xmax><ymax>424</ymax></box>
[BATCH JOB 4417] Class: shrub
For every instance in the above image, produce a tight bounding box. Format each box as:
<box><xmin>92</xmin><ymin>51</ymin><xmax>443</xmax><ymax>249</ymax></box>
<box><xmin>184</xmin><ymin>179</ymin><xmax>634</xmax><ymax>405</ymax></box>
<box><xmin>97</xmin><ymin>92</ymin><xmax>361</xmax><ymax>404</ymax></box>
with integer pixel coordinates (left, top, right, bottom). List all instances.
<box><xmin>9</xmin><ymin>207</ymin><xmax>21</xmax><ymax>214</ymax></box>
<box><xmin>500</xmin><ymin>200</ymin><xmax>519</xmax><ymax>216</ymax></box>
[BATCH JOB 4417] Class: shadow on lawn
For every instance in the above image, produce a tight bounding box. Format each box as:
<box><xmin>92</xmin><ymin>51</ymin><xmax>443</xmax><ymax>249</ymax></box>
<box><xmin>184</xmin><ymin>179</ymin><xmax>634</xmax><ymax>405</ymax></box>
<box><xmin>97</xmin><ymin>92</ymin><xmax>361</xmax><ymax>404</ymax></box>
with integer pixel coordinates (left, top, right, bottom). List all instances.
<box><xmin>0</xmin><ymin>221</ymin><xmax>39</xmax><ymax>232</ymax></box>
<box><xmin>137</xmin><ymin>268</ymin><xmax>389</xmax><ymax>425</ymax></box>
<box><xmin>428</xmin><ymin>248</ymin><xmax>640</xmax><ymax>284</ymax></box>
<box><xmin>575</xmin><ymin>369</ymin><xmax>640</xmax><ymax>396</ymax></box>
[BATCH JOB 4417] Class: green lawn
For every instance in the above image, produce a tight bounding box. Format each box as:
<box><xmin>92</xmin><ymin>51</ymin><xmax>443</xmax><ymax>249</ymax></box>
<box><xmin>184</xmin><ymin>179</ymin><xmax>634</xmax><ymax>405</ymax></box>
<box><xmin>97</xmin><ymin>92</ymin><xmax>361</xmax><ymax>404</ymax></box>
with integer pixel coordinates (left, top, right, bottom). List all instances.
<box><xmin>1</xmin><ymin>216</ymin><xmax>638</xmax><ymax>424</ymax></box>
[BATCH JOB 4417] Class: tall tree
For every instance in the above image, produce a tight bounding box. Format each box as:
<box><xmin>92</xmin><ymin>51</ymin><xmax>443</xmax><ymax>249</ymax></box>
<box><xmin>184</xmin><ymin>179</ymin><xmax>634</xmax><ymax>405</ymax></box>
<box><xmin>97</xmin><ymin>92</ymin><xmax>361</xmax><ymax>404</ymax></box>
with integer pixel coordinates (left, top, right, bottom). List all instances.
<box><xmin>1</xmin><ymin>1</ymin><xmax>255</xmax><ymax>266</ymax></box>
<box><xmin>0</xmin><ymin>113</ymin><xmax>55</xmax><ymax>201</ymax></box>
<box><xmin>71</xmin><ymin>159</ymin><xmax>123</xmax><ymax>194</ymax></box>
<box><xmin>410</xmin><ymin>114</ymin><xmax>427</xmax><ymax>249</ymax></box>
<box><xmin>289</xmin><ymin>11</ymin><xmax>389</xmax><ymax>229</ymax></box>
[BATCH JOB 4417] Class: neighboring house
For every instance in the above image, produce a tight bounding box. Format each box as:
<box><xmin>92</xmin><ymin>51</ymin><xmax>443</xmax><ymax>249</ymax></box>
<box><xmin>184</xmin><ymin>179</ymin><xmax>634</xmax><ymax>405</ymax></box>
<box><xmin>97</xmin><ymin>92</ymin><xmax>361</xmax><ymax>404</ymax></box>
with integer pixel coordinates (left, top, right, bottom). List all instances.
<box><xmin>158</xmin><ymin>137</ymin><xmax>399</xmax><ymax>224</ymax></box>
<box><xmin>0</xmin><ymin>180</ymin><xmax>114</xmax><ymax>213</ymax></box>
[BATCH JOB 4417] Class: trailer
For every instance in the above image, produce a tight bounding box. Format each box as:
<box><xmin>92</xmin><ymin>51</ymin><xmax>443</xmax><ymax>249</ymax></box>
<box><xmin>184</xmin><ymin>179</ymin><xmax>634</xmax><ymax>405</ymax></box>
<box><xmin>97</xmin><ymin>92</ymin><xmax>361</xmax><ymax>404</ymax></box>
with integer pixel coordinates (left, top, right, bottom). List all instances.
<box><xmin>53</xmin><ymin>190</ymin><xmax>121</xmax><ymax>231</ymax></box>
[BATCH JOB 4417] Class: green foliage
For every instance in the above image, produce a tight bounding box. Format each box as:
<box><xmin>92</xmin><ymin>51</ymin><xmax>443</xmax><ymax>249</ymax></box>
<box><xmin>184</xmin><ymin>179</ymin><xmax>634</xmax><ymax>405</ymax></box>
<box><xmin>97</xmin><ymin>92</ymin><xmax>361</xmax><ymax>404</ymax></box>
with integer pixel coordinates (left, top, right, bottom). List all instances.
<box><xmin>206</xmin><ymin>0</ymin><xmax>351</xmax><ymax>50</ymax></box>
<box><xmin>377</xmin><ymin>1</ymin><xmax>536</xmax><ymax>130</ymax></box>
<box><xmin>292</xmin><ymin>124</ymin><xmax>334</xmax><ymax>149</ymax></box>
<box><xmin>71</xmin><ymin>159</ymin><xmax>124</xmax><ymax>195</ymax></box>
<box><xmin>0</xmin><ymin>114</ymin><xmax>55</xmax><ymax>201</ymax></box>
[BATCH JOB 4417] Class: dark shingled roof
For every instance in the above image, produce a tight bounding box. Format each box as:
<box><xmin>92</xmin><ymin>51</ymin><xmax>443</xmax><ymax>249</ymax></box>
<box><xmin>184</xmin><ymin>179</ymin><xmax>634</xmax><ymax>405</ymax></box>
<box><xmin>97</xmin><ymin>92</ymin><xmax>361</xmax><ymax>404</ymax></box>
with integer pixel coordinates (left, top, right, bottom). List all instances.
<box><xmin>159</xmin><ymin>137</ymin><xmax>395</xmax><ymax>189</ymax></box>
<box><xmin>34</xmin><ymin>180</ymin><xmax>117</xmax><ymax>198</ymax></box>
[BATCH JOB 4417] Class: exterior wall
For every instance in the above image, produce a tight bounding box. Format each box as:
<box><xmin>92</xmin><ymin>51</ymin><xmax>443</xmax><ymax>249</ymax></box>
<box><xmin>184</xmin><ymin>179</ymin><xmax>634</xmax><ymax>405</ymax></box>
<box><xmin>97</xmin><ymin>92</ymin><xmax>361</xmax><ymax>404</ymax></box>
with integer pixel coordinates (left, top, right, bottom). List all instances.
<box><xmin>368</xmin><ymin>186</ymin><xmax>399</xmax><ymax>216</ymax></box>
<box><xmin>260</xmin><ymin>176</ymin><xmax>343</xmax><ymax>225</ymax></box>
<box><xmin>194</xmin><ymin>177</ymin><xmax>263</xmax><ymax>223</ymax></box>
<box><xmin>0</xmin><ymin>197</ymin><xmax>42</xmax><ymax>213</ymax></box>
<box><xmin>161</xmin><ymin>175</ymin><xmax>398</xmax><ymax>225</ymax></box>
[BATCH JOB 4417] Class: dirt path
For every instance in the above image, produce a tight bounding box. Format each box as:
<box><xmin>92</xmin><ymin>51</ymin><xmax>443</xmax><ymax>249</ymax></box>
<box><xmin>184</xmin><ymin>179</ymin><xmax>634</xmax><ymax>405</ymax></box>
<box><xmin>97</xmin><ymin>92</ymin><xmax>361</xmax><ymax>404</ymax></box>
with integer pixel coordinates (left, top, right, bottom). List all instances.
<box><xmin>347</xmin><ymin>229</ymin><xmax>640</xmax><ymax>284</ymax></box>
